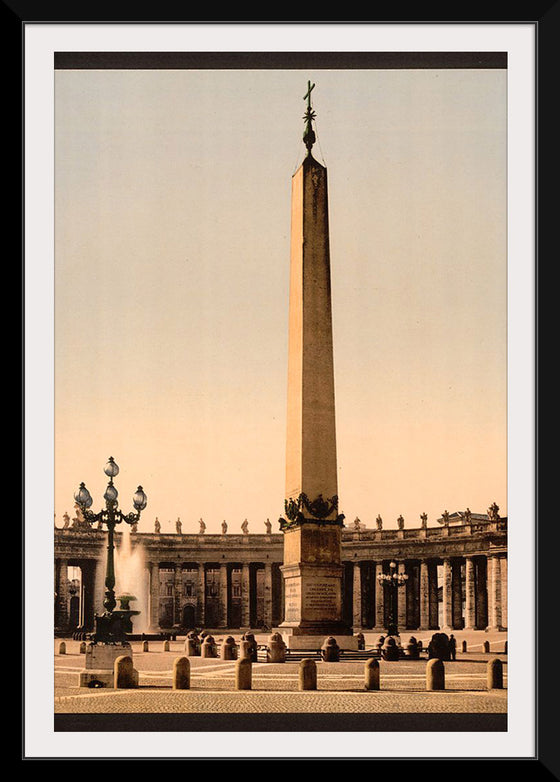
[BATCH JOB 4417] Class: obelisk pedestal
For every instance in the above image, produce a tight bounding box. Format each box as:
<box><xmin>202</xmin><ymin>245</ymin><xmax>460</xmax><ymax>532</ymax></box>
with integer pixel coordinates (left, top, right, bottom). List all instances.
<box><xmin>278</xmin><ymin>85</ymin><xmax>355</xmax><ymax>650</ymax></box>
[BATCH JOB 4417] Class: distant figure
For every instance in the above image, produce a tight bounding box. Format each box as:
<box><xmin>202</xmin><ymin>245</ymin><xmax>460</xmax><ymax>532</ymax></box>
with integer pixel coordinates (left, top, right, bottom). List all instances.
<box><xmin>222</xmin><ymin>520</ymin><xmax>228</xmax><ymax>534</ymax></box>
<box><xmin>97</xmin><ymin>519</ymin><xmax>103</xmax><ymax>530</ymax></box>
<box><xmin>199</xmin><ymin>518</ymin><xmax>206</xmax><ymax>534</ymax></box>
<box><xmin>376</xmin><ymin>515</ymin><xmax>383</xmax><ymax>531</ymax></box>
<box><xmin>487</xmin><ymin>502</ymin><xmax>500</xmax><ymax>521</ymax></box>
<box><xmin>176</xmin><ymin>517</ymin><xmax>182</xmax><ymax>534</ymax></box>
<box><xmin>264</xmin><ymin>518</ymin><xmax>272</xmax><ymax>534</ymax></box>
<box><xmin>449</xmin><ymin>634</ymin><xmax>457</xmax><ymax>661</ymax></box>
<box><xmin>420</xmin><ymin>512</ymin><xmax>428</xmax><ymax>529</ymax></box>
<box><xmin>62</xmin><ymin>512</ymin><xmax>71</xmax><ymax>529</ymax></box>
<box><xmin>131</xmin><ymin>522</ymin><xmax>138</xmax><ymax>533</ymax></box>
<box><xmin>154</xmin><ymin>517</ymin><xmax>161</xmax><ymax>533</ymax></box>
<box><xmin>397</xmin><ymin>515</ymin><xmax>404</xmax><ymax>530</ymax></box>
<box><xmin>442</xmin><ymin>510</ymin><xmax>450</xmax><ymax>526</ymax></box>
<box><xmin>241</xmin><ymin>518</ymin><xmax>249</xmax><ymax>535</ymax></box>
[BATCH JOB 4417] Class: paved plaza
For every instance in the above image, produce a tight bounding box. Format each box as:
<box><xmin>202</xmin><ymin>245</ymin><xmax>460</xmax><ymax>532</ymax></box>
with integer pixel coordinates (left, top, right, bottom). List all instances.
<box><xmin>54</xmin><ymin>630</ymin><xmax>507</xmax><ymax>719</ymax></box>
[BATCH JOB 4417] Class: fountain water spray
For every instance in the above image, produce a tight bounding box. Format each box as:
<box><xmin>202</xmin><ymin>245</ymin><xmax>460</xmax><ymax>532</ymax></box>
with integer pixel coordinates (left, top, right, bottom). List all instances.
<box><xmin>115</xmin><ymin>525</ymin><xmax>150</xmax><ymax>633</ymax></box>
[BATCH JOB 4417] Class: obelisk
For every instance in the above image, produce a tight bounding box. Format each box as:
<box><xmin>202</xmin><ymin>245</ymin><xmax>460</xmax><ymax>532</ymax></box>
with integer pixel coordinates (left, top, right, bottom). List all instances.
<box><xmin>279</xmin><ymin>83</ymin><xmax>354</xmax><ymax>649</ymax></box>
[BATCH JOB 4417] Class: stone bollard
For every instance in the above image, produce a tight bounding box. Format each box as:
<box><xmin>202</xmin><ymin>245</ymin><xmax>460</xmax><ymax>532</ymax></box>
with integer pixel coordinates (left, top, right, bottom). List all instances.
<box><xmin>220</xmin><ymin>636</ymin><xmax>238</xmax><ymax>661</ymax></box>
<box><xmin>185</xmin><ymin>632</ymin><xmax>200</xmax><ymax>657</ymax></box>
<box><xmin>487</xmin><ymin>658</ymin><xmax>504</xmax><ymax>690</ymax></box>
<box><xmin>483</xmin><ymin>641</ymin><xmax>490</xmax><ymax>653</ymax></box>
<box><xmin>142</xmin><ymin>640</ymin><xmax>149</xmax><ymax>652</ymax></box>
<box><xmin>426</xmin><ymin>658</ymin><xmax>445</xmax><ymax>690</ymax></box>
<box><xmin>406</xmin><ymin>637</ymin><xmax>420</xmax><ymax>659</ymax></box>
<box><xmin>163</xmin><ymin>640</ymin><xmax>170</xmax><ymax>652</ymax></box>
<box><xmin>58</xmin><ymin>641</ymin><xmax>66</xmax><ymax>655</ymax></box>
<box><xmin>201</xmin><ymin>634</ymin><xmax>217</xmax><ymax>658</ymax></box>
<box><xmin>321</xmin><ymin>636</ymin><xmax>340</xmax><ymax>662</ymax></box>
<box><xmin>299</xmin><ymin>659</ymin><xmax>317</xmax><ymax>691</ymax></box>
<box><xmin>238</xmin><ymin>639</ymin><xmax>253</xmax><ymax>661</ymax></box>
<box><xmin>241</xmin><ymin>633</ymin><xmax>258</xmax><ymax>662</ymax></box>
<box><xmin>267</xmin><ymin>633</ymin><xmax>287</xmax><ymax>663</ymax></box>
<box><xmin>235</xmin><ymin>658</ymin><xmax>252</xmax><ymax>690</ymax></box>
<box><xmin>462</xmin><ymin>640</ymin><xmax>468</xmax><ymax>653</ymax></box>
<box><xmin>364</xmin><ymin>658</ymin><xmax>380</xmax><ymax>691</ymax></box>
<box><xmin>173</xmin><ymin>657</ymin><xmax>191</xmax><ymax>690</ymax></box>
<box><xmin>79</xmin><ymin>641</ymin><xmax>87</xmax><ymax>654</ymax></box>
<box><xmin>114</xmin><ymin>655</ymin><xmax>139</xmax><ymax>689</ymax></box>
<box><xmin>356</xmin><ymin>632</ymin><xmax>365</xmax><ymax>651</ymax></box>
<box><xmin>382</xmin><ymin>637</ymin><xmax>400</xmax><ymax>661</ymax></box>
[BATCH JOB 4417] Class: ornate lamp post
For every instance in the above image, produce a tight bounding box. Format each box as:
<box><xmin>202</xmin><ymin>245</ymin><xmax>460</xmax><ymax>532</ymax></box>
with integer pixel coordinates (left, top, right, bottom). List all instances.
<box><xmin>377</xmin><ymin>560</ymin><xmax>408</xmax><ymax>637</ymax></box>
<box><xmin>74</xmin><ymin>456</ymin><xmax>147</xmax><ymax>642</ymax></box>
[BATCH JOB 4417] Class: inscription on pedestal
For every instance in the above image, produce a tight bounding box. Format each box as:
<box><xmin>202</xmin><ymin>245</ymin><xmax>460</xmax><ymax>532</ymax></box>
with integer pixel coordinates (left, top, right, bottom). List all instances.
<box><xmin>303</xmin><ymin>579</ymin><xmax>339</xmax><ymax>620</ymax></box>
<box><xmin>284</xmin><ymin>581</ymin><xmax>300</xmax><ymax>623</ymax></box>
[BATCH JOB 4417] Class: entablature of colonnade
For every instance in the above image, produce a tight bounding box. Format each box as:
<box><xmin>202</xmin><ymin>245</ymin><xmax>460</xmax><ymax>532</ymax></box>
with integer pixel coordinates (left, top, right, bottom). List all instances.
<box><xmin>55</xmin><ymin>519</ymin><xmax>506</xmax><ymax>562</ymax></box>
<box><xmin>340</xmin><ymin>520</ymin><xmax>507</xmax><ymax>561</ymax></box>
<box><xmin>54</xmin><ymin>528</ymin><xmax>107</xmax><ymax>559</ymax></box>
<box><xmin>53</xmin><ymin>528</ymin><xmax>286</xmax><ymax>564</ymax></box>
<box><xmin>138</xmin><ymin>533</ymin><xmax>285</xmax><ymax>565</ymax></box>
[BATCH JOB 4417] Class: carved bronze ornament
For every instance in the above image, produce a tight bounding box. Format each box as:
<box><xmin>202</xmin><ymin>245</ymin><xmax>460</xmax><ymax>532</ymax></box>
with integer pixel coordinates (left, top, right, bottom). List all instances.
<box><xmin>279</xmin><ymin>492</ymin><xmax>345</xmax><ymax>530</ymax></box>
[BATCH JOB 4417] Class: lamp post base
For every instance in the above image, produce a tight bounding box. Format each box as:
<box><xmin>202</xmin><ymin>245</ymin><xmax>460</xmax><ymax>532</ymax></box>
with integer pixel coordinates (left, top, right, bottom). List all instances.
<box><xmin>79</xmin><ymin>640</ymin><xmax>138</xmax><ymax>688</ymax></box>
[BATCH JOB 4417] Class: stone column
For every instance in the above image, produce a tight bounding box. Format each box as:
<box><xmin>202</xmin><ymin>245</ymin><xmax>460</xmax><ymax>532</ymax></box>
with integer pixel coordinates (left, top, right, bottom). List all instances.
<box><xmin>219</xmin><ymin>563</ymin><xmax>229</xmax><ymax>628</ymax></box>
<box><xmin>375</xmin><ymin>563</ymin><xmax>385</xmax><ymax>630</ymax></box>
<box><xmin>174</xmin><ymin>564</ymin><xmax>183</xmax><ymax>625</ymax></box>
<box><xmin>397</xmin><ymin>562</ymin><xmax>407</xmax><ymax>630</ymax></box>
<box><xmin>241</xmin><ymin>563</ymin><xmax>251</xmax><ymax>628</ymax></box>
<box><xmin>464</xmin><ymin>557</ymin><xmax>476</xmax><ymax>629</ymax></box>
<box><xmin>93</xmin><ymin>555</ymin><xmax>105</xmax><ymax>618</ymax></box>
<box><xmin>406</xmin><ymin>564</ymin><xmax>419</xmax><ymax>630</ymax></box>
<box><xmin>500</xmin><ymin>556</ymin><xmax>507</xmax><ymax>628</ymax></box>
<box><xmin>442</xmin><ymin>559</ymin><xmax>453</xmax><ymax>630</ymax></box>
<box><xmin>451</xmin><ymin>560</ymin><xmax>463</xmax><ymax>630</ymax></box>
<box><xmin>419</xmin><ymin>560</ymin><xmax>430</xmax><ymax>630</ymax></box>
<box><xmin>264</xmin><ymin>562</ymin><xmax>273</xmax><ymax>629</ymax></box>
<box><xmin>428</xmin><ymin>561</ymin><xmax>439</xmax><ymax>629</ymax></box>
<box><xmin>55</xmin><ymin>558</ymin><xmax>69</xmax><ymax>630</ymax></box>
<box><xmin>149</xmin><ymin>562</ymin><xmax>160</xmax><ymax>630</ymax></box>
<box><xmin>353</xmin><ymin>562</ymin><xmax>362</xmax><ymax>629</ymax></box>
<box><xmin>488</xmin><ymin>555</ymin><xmax>503</xmax><ymax>630</ymax></box>
<box><xmin>197</xmin><ymin>563</ymin><xmax>206</xmax><ymax>627</ymax></box>
<box><xmin>81</xmin><ymin>562</ymin><xmax>96</xmax><ymax>631</ymax></box>
<box><xmin>474</xmin><ymin>557</ymin><xmax>487</xmax><ymax>629</ymax></box>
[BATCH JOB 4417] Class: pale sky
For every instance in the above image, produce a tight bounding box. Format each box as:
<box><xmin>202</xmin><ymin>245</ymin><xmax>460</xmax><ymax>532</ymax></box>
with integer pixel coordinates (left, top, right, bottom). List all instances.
<box><xmin>54</xmin><ymin>67</ymin><xmax>507</xmax><ymax>533</ymax></box>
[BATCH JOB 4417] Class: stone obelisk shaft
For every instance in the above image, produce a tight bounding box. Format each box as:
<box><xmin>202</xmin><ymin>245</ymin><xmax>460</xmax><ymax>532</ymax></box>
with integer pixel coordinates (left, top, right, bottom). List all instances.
<box><xmin>285</xmin><ymin>155</ymin><xmax>338</xmax><ymax>505</ymax></box>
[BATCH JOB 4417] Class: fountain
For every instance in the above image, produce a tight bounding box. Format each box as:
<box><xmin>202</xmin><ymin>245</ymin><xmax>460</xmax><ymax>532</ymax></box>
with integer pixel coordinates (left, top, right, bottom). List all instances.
<box><xmin>115</xmin><ymin>525</ymin><xmax>149</xmax><ymax>634</ymax></box>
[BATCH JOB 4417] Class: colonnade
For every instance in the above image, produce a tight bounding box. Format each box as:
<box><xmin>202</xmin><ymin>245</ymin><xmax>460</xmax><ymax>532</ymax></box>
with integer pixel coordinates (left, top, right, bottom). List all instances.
<box><xmin>54</xmin><ymin>522</ymin><xmax>507</xmax><ymax>634</ymax></box>
<box><xmin>55</xmin><ymin>552</ymin><xmax>507</xmax><ymax>634</ymax></box>
<box><xmin>349</xmin><ymin>554</ymin><xmax>507</xmax><ymax>632</ymax></box>
<box><xmin>146</xmin><ymin>561</ymin><xmax>284</xmax><ymax>630</ymax></box>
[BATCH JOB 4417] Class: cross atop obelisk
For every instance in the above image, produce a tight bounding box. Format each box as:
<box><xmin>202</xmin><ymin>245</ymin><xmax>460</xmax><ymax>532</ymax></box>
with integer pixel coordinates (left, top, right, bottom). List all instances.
<box><xmin>278</xmin><ymin>84</ymin><xmax>354</xmax><ymax>647</ymax></box>
<box><xmin>302</xmin><ymin>80</ymin><xmax>316</xmax><ymax>154</ymax></box>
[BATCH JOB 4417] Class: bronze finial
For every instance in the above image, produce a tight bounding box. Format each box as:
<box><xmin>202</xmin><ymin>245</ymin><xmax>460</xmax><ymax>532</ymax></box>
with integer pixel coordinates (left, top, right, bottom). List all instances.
<box><xmin>302</xmin><ymin>80</ymin><xmax>316</xmax><ymax>154</ymax></box>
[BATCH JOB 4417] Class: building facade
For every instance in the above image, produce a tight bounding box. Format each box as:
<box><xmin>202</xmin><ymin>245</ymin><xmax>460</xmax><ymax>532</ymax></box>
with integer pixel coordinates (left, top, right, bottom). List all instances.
<box><xmin>54</xmin><ymin>514</ymin><xmax>507</xmax><ymax>635</ymax></box>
